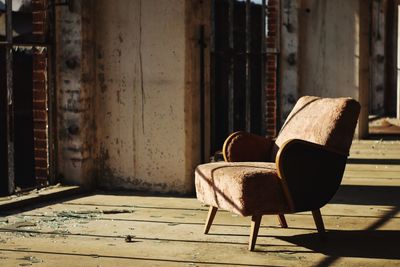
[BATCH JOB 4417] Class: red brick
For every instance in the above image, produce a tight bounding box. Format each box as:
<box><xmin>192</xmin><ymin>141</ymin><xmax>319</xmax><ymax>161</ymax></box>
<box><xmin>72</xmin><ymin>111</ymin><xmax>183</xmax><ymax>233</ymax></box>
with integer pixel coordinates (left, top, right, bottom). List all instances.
<box><xmin>34</xmin><ymin>139</ymin><xmax>47</xmax><ymax>148</ymax></box>
<box><xmin>33</xmin><ymin>71</ymin><xmax>46</xmax><ymax>81</ymax></box>
<box><xmin>33</xmin><ymin>22</ymin><xmax>45</xmax><ymax>33</ymax></box>
<box><xmin>34</xmin><ymin>121</ymin><xmax>47</xmax><ymax>130</ymax></box>
<box><xmin>33</xmin><ymin>55</ymin><xmax>47</xmax><ymax>69</ymax></box>
<box><xmin>33</xmin><ymin>11</ymin><xmax>46</xmax><ymax>22</ymax></box>
<box><xmin>35</xmin><ymin>168</ymin><xmax>48</xmax><ymax>178</ymax></box>
<box><xmin>32</xmin><ymin>2</ymin><xmax>46</xmax><ymax>10</ymax></box>
<box><xmin>34</xmin><ymin>129</ymin><xmax>47</xmax><ymax>139</ymax></box>
<box><xmin>33</xmin><ymin>109</ymin><xmax>47</xmax><ymax>120</ymax></box>
<box><xmin>34</xmin><ymin>149</ymin><xmax>47</xmax><ymax>158</ymax></box>
<box><xmin>33</xmin><ymin>100</ymin><xmax>47</xmax><ymax>109</ymax></box>
<box><xmin>33</xmin><ymin>89</ymin><xmax>47</xmax><ymax>101</ymax></box>
<box><xmin>35</xmin><ymin>159</ymin><xmax>48</xmax><ymax>169</ymax></box>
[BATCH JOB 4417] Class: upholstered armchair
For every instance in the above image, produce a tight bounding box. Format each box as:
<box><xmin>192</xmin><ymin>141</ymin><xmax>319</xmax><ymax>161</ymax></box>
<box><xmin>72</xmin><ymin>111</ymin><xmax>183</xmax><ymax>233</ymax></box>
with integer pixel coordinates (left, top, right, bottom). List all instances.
<box><xmin>195</xmin><ymin>96</ymin><xmax>360</xmax><ymax>251</ymax></box>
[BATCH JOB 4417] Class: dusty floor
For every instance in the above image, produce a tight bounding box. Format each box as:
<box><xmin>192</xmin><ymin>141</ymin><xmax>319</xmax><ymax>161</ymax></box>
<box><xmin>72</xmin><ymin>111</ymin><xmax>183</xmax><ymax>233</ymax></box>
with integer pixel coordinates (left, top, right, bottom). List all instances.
<box><xmin>369</xmin><ymin>116</ymin><xmax>400</xmax><ymax>135</ymax></box>
<box><xmin>0</xmin><ymin>140</ymin><xmax>399</xmax><ymax>266</ymax></box>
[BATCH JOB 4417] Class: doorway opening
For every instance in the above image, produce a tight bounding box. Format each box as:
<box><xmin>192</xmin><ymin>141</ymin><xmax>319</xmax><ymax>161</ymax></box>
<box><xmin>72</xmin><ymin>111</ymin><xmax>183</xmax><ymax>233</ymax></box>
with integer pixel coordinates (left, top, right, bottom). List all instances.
<box><xmin>0</xmin><ymin>0</ymin><xmax>55</xmax><ymax>196</ymax></box>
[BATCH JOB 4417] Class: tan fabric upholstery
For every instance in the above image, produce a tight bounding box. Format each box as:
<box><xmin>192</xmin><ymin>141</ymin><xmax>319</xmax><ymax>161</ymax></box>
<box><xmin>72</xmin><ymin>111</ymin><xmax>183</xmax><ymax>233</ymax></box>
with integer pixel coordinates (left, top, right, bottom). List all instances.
<box><xmin>223</xmin><ymin>131</ymin><xmax>274</xmax><ymax>162</ymax></box>
<box><xmin>195</xmin><ymin>162</ymin><xmax>289</xmax><ymax>216</ymax></box>
<box><xmin>195</xmin><ymin>96</ymin><xmax>360</xmax><ymax>217</ymax></box>
<box><xmin>272</xmin><ymin>96</ymin><xmax>360</xmax><ymax>159</ymax></box>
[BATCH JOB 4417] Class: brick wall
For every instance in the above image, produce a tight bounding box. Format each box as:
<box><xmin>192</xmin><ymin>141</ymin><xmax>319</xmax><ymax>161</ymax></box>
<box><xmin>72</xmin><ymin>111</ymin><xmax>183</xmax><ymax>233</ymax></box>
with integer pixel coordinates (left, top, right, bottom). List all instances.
<box><xmin>32</xmin><ymin>0</ymin><xmax>49</xmax><ymax>186</ymax></box>
<box><xmin>265</xmin><ymin>0</ymin><xmax>279</xmax><ymax>137</ymax></box>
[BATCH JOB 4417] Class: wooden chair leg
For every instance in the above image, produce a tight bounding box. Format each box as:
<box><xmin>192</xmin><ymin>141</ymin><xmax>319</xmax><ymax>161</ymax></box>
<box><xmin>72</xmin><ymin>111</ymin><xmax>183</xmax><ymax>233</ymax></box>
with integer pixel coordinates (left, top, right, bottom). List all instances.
<box><xmin>278</xmin><ymin>214</ymin><xmax>288</xmax><ymax>228</ymax></box>
<box><xmin>204</xmin><ymin>206</ymin><xmax>218</xmax><ymax>234</ymax></box>
<box><xmin>312</xmin><ymin>209</ymin><xmax>325</xmax><ymax>234</ymax></box>
<box><xmin>248</xmin><ymin>215</ymin><xmax>262</xmax><ymax>251</ymax></box>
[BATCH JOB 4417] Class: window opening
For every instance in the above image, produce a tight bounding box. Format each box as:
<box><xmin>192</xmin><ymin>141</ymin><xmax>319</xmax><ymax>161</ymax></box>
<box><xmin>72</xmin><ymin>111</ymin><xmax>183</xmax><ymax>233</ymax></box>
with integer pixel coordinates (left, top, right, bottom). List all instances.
<box><xmin>210</xmin><ymin>0</ymin><xmax>267</xmax><ymax>156</ymax></box>
<box><xmin>0</xmin><ymin>0</ymin><xmax>54</xmax><ymax>196</ymax></box>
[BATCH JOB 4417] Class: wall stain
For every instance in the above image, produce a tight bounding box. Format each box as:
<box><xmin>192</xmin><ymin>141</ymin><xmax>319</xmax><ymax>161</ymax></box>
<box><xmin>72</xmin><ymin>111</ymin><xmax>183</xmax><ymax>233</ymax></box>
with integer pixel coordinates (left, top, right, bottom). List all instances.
<box><xmin>98</xmin><ymin>72</ymin><xmax>107</xmax><ymax>93</ymax></box>
<box><xmin>139</xmin><ymin>0</ymin><xmax>145</xmax><ymax>134</ymax></box>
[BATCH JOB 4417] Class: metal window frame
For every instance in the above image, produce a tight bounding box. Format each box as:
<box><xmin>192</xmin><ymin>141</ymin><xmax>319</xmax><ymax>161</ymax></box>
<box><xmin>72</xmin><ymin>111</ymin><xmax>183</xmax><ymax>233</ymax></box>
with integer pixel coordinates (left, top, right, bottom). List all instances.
<box><xmin>210</xmin><ymin>0</ymin><xmax>268</xmax><ymax>155</ymax></box>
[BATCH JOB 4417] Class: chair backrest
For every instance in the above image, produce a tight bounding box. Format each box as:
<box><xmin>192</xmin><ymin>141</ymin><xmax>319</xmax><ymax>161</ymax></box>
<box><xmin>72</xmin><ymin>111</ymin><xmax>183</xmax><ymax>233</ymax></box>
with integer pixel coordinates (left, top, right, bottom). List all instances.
<box><xmin>272</xmin><ymin>96</ymin><xmax>361</xmax><ymax>160</ymax></box>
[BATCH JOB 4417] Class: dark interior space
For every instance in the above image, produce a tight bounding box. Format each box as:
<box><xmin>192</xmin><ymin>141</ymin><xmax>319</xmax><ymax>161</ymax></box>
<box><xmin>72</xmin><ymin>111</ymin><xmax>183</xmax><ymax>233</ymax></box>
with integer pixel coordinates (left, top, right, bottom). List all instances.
<box><xmin>0</xmin><ymin>47</ymin><xmax>8</xmax><ymax>195</ymax></box>
<box><xmin>211</xmin><ymin>0</ymin><xmax>263</xmax><ymax>154</ymax></box>
<box><xmin>0</xmin><ymin>48</ymin><xmax>36</xmax><ymax>195</ymax></box>
<box><xmin>13</xmin><ymin>49</ymin><xmax>35</xmax><ymax>190</ymax></box>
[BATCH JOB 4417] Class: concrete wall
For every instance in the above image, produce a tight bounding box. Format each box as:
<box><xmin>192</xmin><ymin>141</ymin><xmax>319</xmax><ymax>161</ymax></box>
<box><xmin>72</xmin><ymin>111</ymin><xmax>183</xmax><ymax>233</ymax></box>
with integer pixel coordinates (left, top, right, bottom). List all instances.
<box><xmin>280</xmin><ymin>0</ymin><xmax>300</xmax><ymax>122</ymax></box>
<box><xmin>92</xmin><ymin>0</ymin><xmax>202</xmax><ymax>193</ymax></box>
<box><xmin>299</xmin><ymin>0</ymin><xmax>359</xmax><ymax>99</ymax></box>
<box><xmin>298</xmin><ymin>0</ymin><xmax>369</xmax><ymax>137</ymax></box>
<box><xmin>55</xmin><ymin>0</ymin><xmax>208</xmax><ymax>193</ymax></box>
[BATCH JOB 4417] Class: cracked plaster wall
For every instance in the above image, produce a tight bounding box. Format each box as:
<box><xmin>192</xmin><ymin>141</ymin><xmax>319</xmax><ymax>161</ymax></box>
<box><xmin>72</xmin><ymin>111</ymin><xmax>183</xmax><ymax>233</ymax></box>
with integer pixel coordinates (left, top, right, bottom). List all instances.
<box><xmin>299</xmin><ymin>0</ymin><xmax>359</xmax><ymax>99</ymax></box>
<box><xmin>298</xmin><ymin>0</ymin><xmax>369</xmax><ymax>137</ymax></box>
<box><xmin>56</xmin><ymin>0</ymin><xmax>206</xmax><ymax>193</ymax></box>
<box><xmin>93</xmin><ymin>0</ymin><xmax>193</xmax><ymax>193</ymax></box>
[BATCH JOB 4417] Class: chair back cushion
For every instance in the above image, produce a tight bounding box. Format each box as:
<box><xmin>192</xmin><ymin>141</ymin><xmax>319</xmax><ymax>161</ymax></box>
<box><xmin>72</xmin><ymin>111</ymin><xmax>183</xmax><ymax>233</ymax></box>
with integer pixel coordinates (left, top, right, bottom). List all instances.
<box><xmin>272</xmin><ymin>96</ymin><xmax>361</xmax><ymax>160</ymax></box>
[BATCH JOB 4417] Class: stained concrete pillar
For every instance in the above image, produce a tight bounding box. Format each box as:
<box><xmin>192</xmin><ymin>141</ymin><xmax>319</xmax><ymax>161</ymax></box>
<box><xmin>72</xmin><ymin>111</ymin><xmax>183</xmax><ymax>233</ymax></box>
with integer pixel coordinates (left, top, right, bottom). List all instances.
<box><xmin>55</xmin><ymin>0</ymin><xmax>96</xmax><ymax>187</ymax></box>
<box><xmin>358</xmin><ymin>0</ymin><xmax>371</xmax><ymax>138</ymax></box>
<box><xmin>280</xmin><ymin>0</ymin><xmax>299</xmax><ymax>123</ymax></box>
<box><xmin>371</xmin><ymin>0</ymin><xmax>387</xmax><ymax>116</ymax></box>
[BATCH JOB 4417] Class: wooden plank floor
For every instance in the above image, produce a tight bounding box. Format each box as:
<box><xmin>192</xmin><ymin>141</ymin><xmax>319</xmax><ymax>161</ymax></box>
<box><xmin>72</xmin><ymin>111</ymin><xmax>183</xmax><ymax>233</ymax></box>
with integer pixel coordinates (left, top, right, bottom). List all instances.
<box><xmin>0</xmin><ymin>140</ymin><xmax>399</xmax><ymax>266</ymax></box>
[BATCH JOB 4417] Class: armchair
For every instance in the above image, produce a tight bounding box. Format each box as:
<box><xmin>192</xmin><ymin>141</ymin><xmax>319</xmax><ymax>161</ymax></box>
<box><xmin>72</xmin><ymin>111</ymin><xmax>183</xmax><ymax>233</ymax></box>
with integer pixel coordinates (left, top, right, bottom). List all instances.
<box><xmin>195</xmin><ymin>96</ymin><xmax>360</xmax><ymax>251</ymax></box>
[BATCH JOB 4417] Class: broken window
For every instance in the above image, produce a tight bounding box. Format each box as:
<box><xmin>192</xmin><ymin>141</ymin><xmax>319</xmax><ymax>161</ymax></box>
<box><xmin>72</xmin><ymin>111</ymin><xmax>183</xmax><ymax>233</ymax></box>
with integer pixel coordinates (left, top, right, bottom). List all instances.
<box><xmin>0</xmin><ymin>0</ymin><xmax>54</xmax><ymax>195</ymax></box>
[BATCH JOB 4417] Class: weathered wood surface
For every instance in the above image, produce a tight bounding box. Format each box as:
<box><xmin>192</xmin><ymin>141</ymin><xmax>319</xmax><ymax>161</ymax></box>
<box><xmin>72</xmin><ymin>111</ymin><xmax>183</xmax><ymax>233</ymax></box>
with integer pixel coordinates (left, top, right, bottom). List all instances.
<box><xmin>0</xmin><ymin>140</ymin><xmax>398</xmax><ymax>266</ymax></box>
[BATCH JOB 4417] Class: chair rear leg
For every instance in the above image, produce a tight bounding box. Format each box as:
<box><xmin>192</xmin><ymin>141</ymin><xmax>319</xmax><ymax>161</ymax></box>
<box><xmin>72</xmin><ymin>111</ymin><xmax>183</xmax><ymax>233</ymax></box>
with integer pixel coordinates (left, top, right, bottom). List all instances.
<box><xmin>278</xmin><ymin>214</ymin><xmax>288</xmax><ymax>228</ymax></box>
<box><xmin>204</xmin><ymin>206</ymin><xmax>218</xmax><ymax>234</ymax></box>
<box><xmin>312</xmin><ymin>209</ymin><xmax>325</xmax><ymax>234</ymax></box>
<box><xmin>248</xmin><ymin>215</ymin><xmax>262</xmax><ymax>251</ymax></box>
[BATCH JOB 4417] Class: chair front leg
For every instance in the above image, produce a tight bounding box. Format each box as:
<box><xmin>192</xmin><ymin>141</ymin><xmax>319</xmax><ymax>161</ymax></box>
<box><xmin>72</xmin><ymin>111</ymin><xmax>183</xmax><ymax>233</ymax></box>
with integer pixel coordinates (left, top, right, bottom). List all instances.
<box><xmin>204</xmin><ymin>206</ymin><xmax>218</xmax><ymax>234</ymax></box>
<box><xmin>248</xmin><ymin>214</ymin><xmax>262</xmax><ymax>251</ymax></box>
<box><xmin>278</xmin><ymin>214</ymin><xmax>288</xmax><ymax>228</ymax></box>
<box><xmin>312</xmin><ymin>209</ymin><xmax>325</xmax><ymax>235</ymax></box>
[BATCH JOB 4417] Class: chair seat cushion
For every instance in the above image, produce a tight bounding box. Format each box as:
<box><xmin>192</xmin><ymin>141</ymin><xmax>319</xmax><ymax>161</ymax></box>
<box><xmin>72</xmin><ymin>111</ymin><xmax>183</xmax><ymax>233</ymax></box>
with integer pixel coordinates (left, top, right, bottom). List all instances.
<box><xmin>195</xmin><ymin>162</ymin><xmax>290</xmax><ymax>216</ymax></box>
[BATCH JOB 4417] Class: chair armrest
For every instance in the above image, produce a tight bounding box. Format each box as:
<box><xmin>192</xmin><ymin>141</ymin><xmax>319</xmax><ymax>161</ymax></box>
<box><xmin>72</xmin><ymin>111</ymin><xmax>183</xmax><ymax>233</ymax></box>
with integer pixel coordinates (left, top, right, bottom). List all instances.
<box><xmin>222</xmin><ymin>131</ymin><xmax>273</xmax><ymax>162</ymax></box>
<box><xmin>276</xmin><ymin>139</ymin><xmax>348</xmax><ymax>212</ymax></box>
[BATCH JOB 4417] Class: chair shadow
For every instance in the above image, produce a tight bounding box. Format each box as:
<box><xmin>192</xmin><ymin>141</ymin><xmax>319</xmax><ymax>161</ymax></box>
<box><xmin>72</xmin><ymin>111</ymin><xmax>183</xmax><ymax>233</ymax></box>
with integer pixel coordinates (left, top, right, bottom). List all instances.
<box><xmin>277</xmin><ymin>230</ymin><xmax>400</xmax><ymax>260</ymax></box>
<box><xmin>331</xmin><ymin>184</ymin><xmax>400</xmax><ymax>206</ymax></box>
